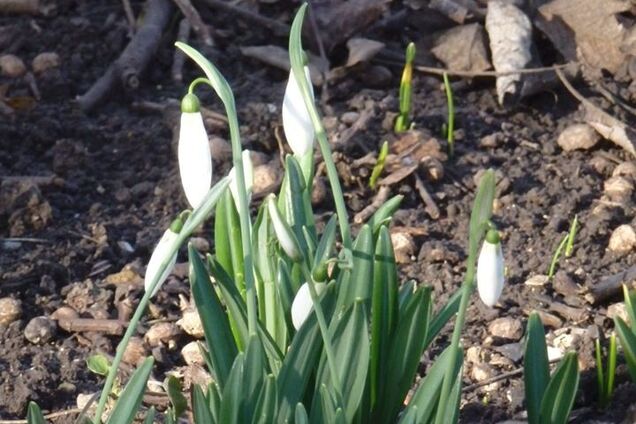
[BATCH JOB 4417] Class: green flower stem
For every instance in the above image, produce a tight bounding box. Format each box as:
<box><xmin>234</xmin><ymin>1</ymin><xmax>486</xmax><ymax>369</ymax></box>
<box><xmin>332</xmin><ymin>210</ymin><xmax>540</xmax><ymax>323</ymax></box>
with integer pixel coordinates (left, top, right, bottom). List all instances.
<box><xmin>188</xmin><ymin>77</ymin><xmax>212</xmax><ymax>94</ymax></box>
<box><xmin>93</xmin><ymin>178</ymin><xmax>230</xmax><ymax>423</ymax></box>
<box><xmin>175</xmin><ymin>41</ymin><xmax>258</xmax><ymax>339</ymax></box>
<box><xmin>299</xmin><ymin>265</ymin><xmax>343</xmax><ymax>402</ymax></box>
<box><xmin>434</xmin><ymin>260</ymin><xmax>476</xmax><ymax>424</ymax></box>
<box><xmin>289</xmin><ymin>4</ymin><xmax>351</xmax><ymax>250</ymax></box>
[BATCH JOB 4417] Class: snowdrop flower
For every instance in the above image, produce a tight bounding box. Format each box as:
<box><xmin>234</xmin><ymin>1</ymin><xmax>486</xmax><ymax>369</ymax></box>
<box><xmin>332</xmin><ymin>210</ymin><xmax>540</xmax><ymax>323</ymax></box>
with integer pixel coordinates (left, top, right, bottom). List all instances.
<box><xmin>145</xmin><ymin>217</ymin><xmax>183</xmax><ymax>298</ymax></box>
<box><xmin>282</xmin><ymin>66</ymin><xmax>315</xmax><ymax>157</ymax></box>
<box><xmin>477</xmin><ymin>229</ymin><xmax>505</xmax><ymax>307</ymax></box>
<box><xmin>228</xmin><ymin>150</ymin><xmax>253</xmax><ymax>210</ymax></box>
<box><xmin>178</xmin><ymin>93</ymin><xmax>212</xmax><ymax>209</ymax></box>
<box><xmin>291</xmin><ymin>282</ymin><xmax>326</xmax><ymax>330</ymax></box>
<box><xmin>266</xmin><ymin>194</ymin><xmax>302</xmax><ymax>262</ymax></box>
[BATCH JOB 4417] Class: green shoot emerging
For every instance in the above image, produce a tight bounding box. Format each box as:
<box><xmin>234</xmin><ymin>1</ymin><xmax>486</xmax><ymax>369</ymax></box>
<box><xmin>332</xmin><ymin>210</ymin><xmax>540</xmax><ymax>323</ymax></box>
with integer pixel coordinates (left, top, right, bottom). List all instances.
<box><xmin>369</xmin><ymin>141</ymin><xmax>389</xmax><ymax>189</ymax></box>
<box><xmin>595</xmin><ymin>333</ymin><xmax>616</xmax><ymax>409</ymax></box>
<box><xmin>394</xmin><ymin>42</ymin><xmax>415</xmax><ymax>133</ymax></box>
<box><xmin>443</xmin><ymin>72</ymin><xmax>455</xmax><ymax>157</ymax></box>
<box><xmin>548</xmin><ymin>215</ymin><xmax>578</xmax><ymax>279</ymax></box>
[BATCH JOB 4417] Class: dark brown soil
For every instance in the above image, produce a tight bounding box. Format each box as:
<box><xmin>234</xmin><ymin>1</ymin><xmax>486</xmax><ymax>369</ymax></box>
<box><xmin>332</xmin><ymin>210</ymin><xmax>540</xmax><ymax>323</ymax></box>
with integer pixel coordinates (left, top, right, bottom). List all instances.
<box><xmin>1</xmin><ymin>1</ymin><xmax>635</xmax><ymax>422</ymax></box>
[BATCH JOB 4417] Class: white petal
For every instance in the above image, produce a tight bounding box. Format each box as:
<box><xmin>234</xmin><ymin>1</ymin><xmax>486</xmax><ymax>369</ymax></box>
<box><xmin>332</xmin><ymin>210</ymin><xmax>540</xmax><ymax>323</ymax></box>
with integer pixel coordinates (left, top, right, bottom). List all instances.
<box><xmin>267</xmin><ymin>196</ymin><xmax>301</xmax><ymax>261</ymax></box>
<box><xmin>145</xmin><ymin>229</ymin><xmax>179</xmax><ymax>298</ymax></box>
<box><xmin>229</xmin><ymin>150</ymin><xmax>254</xmax><ymax>209</ymax></box>
<box><xmin>282</xmin><ymin>67</ymin><xmax>315</xmax><ymax>157</ymax></box>
<box><xmin>178</xmin><ymin>112</ymin><xmax>212</xmax><ymax>209</ymax></box>
<box><xmin>291</xmin><ymin>282</ymin><xmax>326</xmax><ymax>330</ymax></box>
<box><xmin>476</xmin><ymin>240</ymin><xmax>505</xmax><ymax>307</ymax></box>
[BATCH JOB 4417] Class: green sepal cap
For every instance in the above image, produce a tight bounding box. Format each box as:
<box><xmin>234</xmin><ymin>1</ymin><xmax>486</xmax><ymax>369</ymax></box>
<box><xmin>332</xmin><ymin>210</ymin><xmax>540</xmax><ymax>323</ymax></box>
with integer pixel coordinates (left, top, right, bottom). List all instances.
<box><xmin>170</xmin><ymin>211</ymin><xmax>190</xmax><ymax>233</ymax></box>
<box><xmin>181</xmin><ymin>92</ymin><xmax>201</xmax><ymax>113</ymax></box>
<box><xmin>405</xmin><ymin>42</ymin><xmax>416</xmax><ymax>64</ymax></box>
<box><xmin>485</xmin><ymin>228</ymin><xmax>500</xmax><ymax>244</ymax></box>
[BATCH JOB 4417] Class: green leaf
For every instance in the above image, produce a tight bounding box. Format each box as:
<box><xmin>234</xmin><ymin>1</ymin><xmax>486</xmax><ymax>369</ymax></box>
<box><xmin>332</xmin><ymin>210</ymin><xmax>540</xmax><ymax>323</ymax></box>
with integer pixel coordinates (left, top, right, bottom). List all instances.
<box><xmin>277</xmin><ymin>284</ymin><xmax>336</xmax><ymax>422</ymax></box>
<box><xmin>192</xmin><ymin>384</ymin><xmax>215</xmax><ymax>424</ymax></box>
<box><xmin>367</xmin><ymin>195</ymin><xmax>403</xmax><ymax>234</ymax></box>
<box><xmin>294</xmin><ymin>403</ymin><xmax>309</xmax><ymax>424</ymax></box>
<box><xmin>623</xmin><ymin>285</ymin><xmax>636</xmax><ymax>330</ymax></box>
<box><xmin>312</xmin><ymin>214</ymin><xmax>337</xmax><ymax>282</ymax></box>
<box><xmin>143</xmin><ymin>407</ymin><xmax>156</xmax><ymax>424</ymax></box>
<box><xmin>166</xmin><ymin>375</ymin><xmax>187</xmax><ymax>421</ymax></box>
<box><xmin>524</xmin><ymin>312</ymin><xmax>550</xmax><ymax>424</ymax></box>
<box><xmin>336</xmin><ymin>225</ymin><xmax>374</xmax><ymax>310</ymax></box>
<box><xmin>252</xmin><ymin>374</ymin><xmax>277</xmax><ymax>424</ymax></box>
<box><xmin>540</xmin><ymin>352</ymin><xmax>579</xmax><ymax>424</ymax></box>
<box><xmin>106</xmin><ymin>357</ymin><xmax>154</xmax><ymax>424</ymax></box>
<box><xmin>189</xmin><ymin>244</ymin><xmax>238</xmax><ymax>389</ymax></box>
<box><xmin>242</xmin><ymin>335</ymin><xmax>267</xmax><ymax>421</ymax></box>
<box><xmin>26</xmin><ymin>402</ymin><xmax>45</xmax><ymax>424</ymax></box>
<box><xmin>400</xmin><ymin>346</ymin><xmax>463</xmax><ymax>424</ymax></box>
<box><xmin>468</xmin><ymin>169</ymin><xmax>495</xmax><ymax>261</ymax></box>
<box><xmin>377</xmin><ymin>287</ymin><xmax>431</xmax><ymax>423</ymax></box>
<box><xmin>214</xmin><ymin>191</ymin><xmax>233</xmax><ymax>281</ymax></box>
<box><xmin>370</xmin><ymin>226</ymin><xmax>398</xmax><ymax>406</ymax></box>
<box><xmin>86</xmin><ymin>354</ymin><xmax>110</xmax><ymax>376</ymax></box>
<box><xmin>207</xmin><ymin>382</ymin><xmax>221</xmax><ymax>423</ymax></box>
<box><xmin>219</xmin><ymin>352</ymin><xmax>245</xmax><ymax>423</ymax></box>
<box><xmin>313</xmin><ymin>301</ymin><xmax>369</xmax><ymax>422</ymax></box>
<box><xmin>425</xmin><ymin>290</ymin><xmax>461</xmax><ymax>349</ymax></box>
<box><xmin>614</xmin><ymin>317</ymin><xmax>636</xmax><ymax>382</ymax></box>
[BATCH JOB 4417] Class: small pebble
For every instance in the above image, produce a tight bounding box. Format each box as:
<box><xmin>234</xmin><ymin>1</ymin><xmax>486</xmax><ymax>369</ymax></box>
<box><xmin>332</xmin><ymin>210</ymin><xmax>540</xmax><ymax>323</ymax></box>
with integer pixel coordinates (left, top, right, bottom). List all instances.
<box><xmin>613</xmin><ymin>161</ymin><xmax>636</xmax><ymax>178</ymax></box>
<box><xmin>480</xmin><ymin>133</ymin><xmax>500</xmax><ymax>148</ymax></box>
<box><xmin>177</xmin><ymin>307</ymin><xmax>204</xmax><ymax>338</ymax></box>
<box><xmin>607</xmin><ymin>302</ymin><xmax>629</xmax><ymax>324</ymax></box>
<box><xmin>488</xmin><ymin>317</ymin><xmax>523</xmax><ymax>340</ymax></box>
<box><xmin>24</xmin><ymin>316</ymin><xmax>56</xmax><ymax>344</ymax></box>
<box><xmin>390</xmin><ymin>231</ymin><xmax>415</xmax><ymax>264</ymax></box>
<box><xmin>144</xmin><ymin>322</ymin><xmax>181</xmax><ymax>347</ymax></box>
<box><xmin>190</xmin><ymin>237</ymin><xmax>210</xmax><ymax>253</ymax></box>
<box><xmin>608</xmin><ymin>224</ymin><xmax>636</xmax><ymax>253</ymax></box>
<box><xmin>524</xmin><ymin>274</ymin><xmax>549</xmax><ymax>287</ymax></box>
<box><xmin>341</xmin><ymin>111</ymin><xmax>360</xmax><ymax>125</ymax></box>
<box><xmin>181</xmin><ymin>341</ymin><xmax>205</xmax><ymax>366</ymax></box>
<box><xmin>604</xmin><ymin>176</ymin><xmax>633</xmax><ymax>202</ymax></box>
<box><xmin>0</xmin><ymin>54</ymin><xmax>26</xmax><ymax>77</ymax></box>
<box><xmin>557</xmin><ymin>123</ymin><xmax>599</xmax><ymax>151</ymax></box>
<box><xmin>0</xmin><ymin>297</ymin><xmax>22</xmax><ymax>326</ymax></box>
<box><xmin>122</xmin><ymin>336</ymin><xmax>148</xmax><ymax>366</ymax></box>
<box><xmin>252</xmin><ymin>163</ymin><xmax>280</xmax><ymax>196</ymax></box>
<box><xmin>32</xmin><ymin>52</ymin><xmax>60</xmax><ymax>74</ymax></box>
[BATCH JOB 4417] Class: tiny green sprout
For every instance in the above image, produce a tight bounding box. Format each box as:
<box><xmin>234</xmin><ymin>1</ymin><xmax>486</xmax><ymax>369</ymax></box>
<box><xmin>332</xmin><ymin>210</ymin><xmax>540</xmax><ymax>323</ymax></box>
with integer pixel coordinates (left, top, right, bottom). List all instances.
<box><xmin>564</xmin><ymin>214</ymin><xmax>578</xmax><ymax>257</ymax></box>
<box><xmin>595</xmin><ymin>333</ymin><xmax>617</xmax><ymax>409</ymax></box>
<box><xmin>394</xmin><ymin>42</ymin><xmax>416</xmax><ymax>133</ymax></box>
<box><xmin>86</xmin><ymin>354</ymin><xmax>110</xmax><ymax>376</ymax></box>
<box><xmin>369</xmin><ymin>140</ymin><xmax>389</xmax><ymax>189</ymax></box>
<box><xmin>443</xmin><ymin>72</ymin><xmax>455</xmax><ymax>157</ymax></box>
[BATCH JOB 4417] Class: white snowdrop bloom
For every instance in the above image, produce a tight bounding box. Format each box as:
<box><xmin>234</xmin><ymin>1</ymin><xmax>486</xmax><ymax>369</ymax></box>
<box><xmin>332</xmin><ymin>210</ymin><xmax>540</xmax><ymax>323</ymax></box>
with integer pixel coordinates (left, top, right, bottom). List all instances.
<box><xmin>291</xmin><ymin>282</ymin><xmax>326</xmax><ymax>330</ymax></box>
<box><xmin>477</xmin><ymin>229</ymin><xmax>505</xmax><ymax>307</ymax></box>
<box><xmin>266</xmin><ymin>194</ymin><xmax>302</xmax><ymax>262</ymax></box>
<box><xmin>145</xmin><ymin>218</ymin><xmax>183</xmax><ymax>298</ymax></box>
<box><xmin>178</xmin><ymin>93</ymin><xmax>212</xmax><ymax>209</ymax></box>
<box><xmin>229</xmin><ymin>150</ymin><xmax>254</xmax><ymax>209</ymax></box>
<box><xmin>282</xmin><ymin>66</ymin><xmax>315</xmax><ymax>157</ymax></box>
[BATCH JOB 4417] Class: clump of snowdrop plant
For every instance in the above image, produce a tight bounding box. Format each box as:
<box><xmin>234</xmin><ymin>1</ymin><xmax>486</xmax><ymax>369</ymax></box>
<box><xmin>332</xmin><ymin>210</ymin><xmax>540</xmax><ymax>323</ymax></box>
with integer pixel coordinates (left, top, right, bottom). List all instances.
<box><xmin>27</xmin><ymin>5</ymin><xmax>573</xmax><ymax>424</ymax></box>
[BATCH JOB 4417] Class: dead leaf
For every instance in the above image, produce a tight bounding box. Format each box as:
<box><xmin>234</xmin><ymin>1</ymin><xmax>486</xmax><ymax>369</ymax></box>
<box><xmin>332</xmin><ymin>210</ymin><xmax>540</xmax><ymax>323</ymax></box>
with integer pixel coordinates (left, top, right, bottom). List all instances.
<box><xmin>485</xmin><ymin>0</ymin><xmax>533</xmax><ymax>106</ymax></box>
<box><xmin>344</xmin><ymin>38</ymin><xmax>385</xmax><ymax>67</ymax></box>
<box><xmin>240</xmin><ymin>45</ymin><xmax>326</xmax><ymax>85</ymax></box>
<box><xmin>431</xmin><ymin>23</ymin><xmax>490</xmax><ymax>72</ymax></box>
<box><xmin>537</xmin><ymin>0</ymin><xmax>630</xmax><ymax>75</ymax></box>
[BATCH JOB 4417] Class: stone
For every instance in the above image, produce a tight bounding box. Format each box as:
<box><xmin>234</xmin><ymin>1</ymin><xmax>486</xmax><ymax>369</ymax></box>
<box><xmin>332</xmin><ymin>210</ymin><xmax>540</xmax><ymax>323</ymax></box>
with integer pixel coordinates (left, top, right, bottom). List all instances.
<box><xmin>493</xmin><ymin>342</ymin><xmax>524</xmax><ymax>363</ymax></box>
<box><xmin>181</xmin><ymin>341</ymin><xmax>205</xmax><ymax>366</ymax></box>
<box><xmin>557</xmin><ymin>124</ymin><xmax>599</xmax><ymax>151</ymax></box>
<box><xmin>488</xmin><ymin>317</ymin><xmax>523</xmax><ymax>340</ymax></box>
<box><xmin>177</xmin><ymin>307</ymin><xmax>204</xmax><ymax>338</ymax></box>
<box><xmin>431</xmin><ymin>23</ymin><xmax>490</xmax><ymax>73</ymax></box>
<box><xmin>613</xmin><ymin>161</ymin><xmax>636</xmax><ymax>178</ymax></box>
<box><xmin>190</xmin><ymin>237</ymin><xmax>210</xmax><ymax>253</ymax></box>
<box><xmin>0</xmin><ymin>297</ymin><xmax>21</xmax><ymax>326</ymax></box>
<box><xmin>604</xmin><ymin>176</ymin><xmax>634</xmax><ymax>203</ymax></box>
<box><xmin>480</xmin><ymin>133</ymin><xmax>501</xmax><ymax>148</ymax></box>
<box><xmin>552</xmin><ymin>271</ymin><xmax>580</xmax><ymax>297</ymax></box>
<box><xmin>122</xmin><ymin>336</ymin><xmax>147</xmax><ymax>366</ymax></box>
<box><xmin>0</xmin><ymin>54</ymin><xmax>26</xmax><ymax>77</ymax></box>
<box><xmin>32</xmin><ymin>52</ymin><xmax>60</xmax><ymax>74</ymax></box>
<box><xmin>607</xmin><ymin>302</ymin><xmax>629</xmax><ymax>324</ymax></box>
<box><xmin>524</xmin><ymin>274</ymin><xmax>549</xmax><ymax>287</ymax></box>
<box><xmin>390</xmin><ymin>231</ymin><xmax>416</xmax><ymax>263</ymax></box>
<box><xmin>608</xmin><ymin>224</ymin><xmax>636</xmax><ymax>253</ymax></box>
<box><xmin>144</xmin><ymin>322</ymin><xmax>181</xmax><ymax>347</ymax></box>
<box><xmin>24</xmin><ymin>316</ymin><xmax>56</xmax><ymax>344</ymax></box>
<box><xmin>252</xmin><ymin>163</ymin><xmax>281</xmax><ymax>197</ymax></box>
<box><xmin>341</xmin><ymin>111</ymin><xmax>360</xmax><ymax>125</ymax></box>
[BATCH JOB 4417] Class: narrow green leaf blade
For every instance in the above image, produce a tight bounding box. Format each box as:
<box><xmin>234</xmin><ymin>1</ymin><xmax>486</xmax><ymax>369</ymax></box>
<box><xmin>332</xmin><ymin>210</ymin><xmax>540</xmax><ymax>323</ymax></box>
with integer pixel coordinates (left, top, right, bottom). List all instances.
<box><xmin>468</xmin><ymin>169</ymin><xmax>495</xmax><ymax>260</ymax></box>
<box><xmin>192</xmin><ymin>384</ymin><xmax>215</xmax><ymax>424</ymax></box>
<box><xmin>26</xmin><ymin>402</ymin><xmax>45</xmax><ymax>424</ymax></box>
<box><xmin>540</xmin><ymin>352</ymin><xmax>579</xmax><ymax>424</ymax></box>
<box><xmin>252</xmin><ymin>374</ymin><xmax>277</xmax><ymax>424</ymax></box>
<box><xmin>106</xmin><ymin>357</ymin><xmax>154</xmax><ymax>424</ymax></box>
<box><xmin>166</xmin><ymin>375</ymin><xmax>187</xmax><ymax>420</ymax></box>
<box><xmin>142</xmin><ymin>406</ymin><xmax>156</xmax><ymax>424</ymax></box>
<box><xmin>614</xmin><ymin>317</ymin><xmax>636</xmax><ymax>382</ymax></box>
<box><xmin>219</xmin><ymin>352</ymin><xmax>245</xmax><ymax>423</ymax></box>
<box><xmin>189</xmin><ymin>244</ymin><xmax>238</xmax><ymax>388</ymax></box>
<box><xmin>336</xmin><ymin>225</ymin><xmax>374</xmax><ymax>310</ymax></box>
<box><xmin>524</xmin><ymin>312</ymin><xmax>550</xmax><ymax>424</ymax></box>
<box><xmin>367</xmin><ymin>195</ymin><xmax>403</xmax><ymax>234</ymax></box>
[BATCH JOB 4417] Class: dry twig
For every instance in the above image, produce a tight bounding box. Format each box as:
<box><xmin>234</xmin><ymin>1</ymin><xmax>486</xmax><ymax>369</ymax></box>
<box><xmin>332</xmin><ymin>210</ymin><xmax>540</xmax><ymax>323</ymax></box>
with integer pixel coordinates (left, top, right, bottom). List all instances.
<box><xmin>173</xmin><ymin>0</ymin><xmax>213</xmax><ymax>46</ymax></box>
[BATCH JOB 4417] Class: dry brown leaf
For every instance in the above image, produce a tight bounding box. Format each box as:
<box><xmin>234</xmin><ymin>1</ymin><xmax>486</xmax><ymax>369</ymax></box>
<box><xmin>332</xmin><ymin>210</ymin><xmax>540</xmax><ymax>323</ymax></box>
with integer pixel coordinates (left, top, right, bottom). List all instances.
<box><xmin>431</xmin><ymin>23</ymin><xmax>490</xmax><ymax>72</ymax></box>
<box><xmin>485</xmin><ymin>0</ymin><xmax>533</xmax><ymax>106</ymax></box>
<box><xmin>344</xmin><ymin>38</ymin><xmax>385</xmax><ymax>67</ymax></box>
<box><xmin>537</xmin><ymin>0</ymin><xmax>631</xmax><ymax>75</ymax></box>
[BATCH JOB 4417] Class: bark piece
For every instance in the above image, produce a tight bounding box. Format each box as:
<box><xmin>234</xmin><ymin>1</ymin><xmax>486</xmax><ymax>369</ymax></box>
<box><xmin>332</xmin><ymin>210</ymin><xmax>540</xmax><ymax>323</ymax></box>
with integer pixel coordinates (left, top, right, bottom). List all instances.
<box><xmin>431</xmin><ymin>23</ymin><xmax>490</xmax><ymax>72</ymax></box>
<box><xmin>485</xmin><ymin>1</ymin><xmax>533</xmax><ymax>106</ymax></box>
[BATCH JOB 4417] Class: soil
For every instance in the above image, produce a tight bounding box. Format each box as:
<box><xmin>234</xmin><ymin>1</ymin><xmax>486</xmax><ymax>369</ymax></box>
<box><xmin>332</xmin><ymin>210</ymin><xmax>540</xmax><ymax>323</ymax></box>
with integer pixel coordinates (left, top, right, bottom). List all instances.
<box><xmin>1</xmin><ymin>1</ymin><xmax>635</xmax><ymax>423</ymax></box>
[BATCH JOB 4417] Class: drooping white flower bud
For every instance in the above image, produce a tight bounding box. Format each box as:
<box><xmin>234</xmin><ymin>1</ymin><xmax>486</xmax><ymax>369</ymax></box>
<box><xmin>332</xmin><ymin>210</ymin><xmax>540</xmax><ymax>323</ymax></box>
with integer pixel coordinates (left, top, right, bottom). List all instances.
<box><xmin>477</xmin><ymin>229</ymin><xmax>505</xmax><ymax>307</ymax></box>
<box><xmin>178</xmin><ymin>93</ymin><xmax>212</xmax><ymax>209</ymax></box>
<box><xmin>282</xmin><ymin>66</ymin><xmax>315</xmax><ymax>157</ymax></box>
<box><xmin>228</xmin><ymin>150</ymin><xmax>253</xmax><ymax>210</ymax></box>
<box><xmin>145</xmin><ymin>217</ymin><xmax>184</xmax><ymax>298</ymax></box>
<box><xmin>266</xmin><ymin>194</ymin><xmax>302</xmax><ymax>262</ymax></box>
<box><xmin>291</xmin><ymin>282</ymin><xmax>326</xmax><ymax>330</ymax></box>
